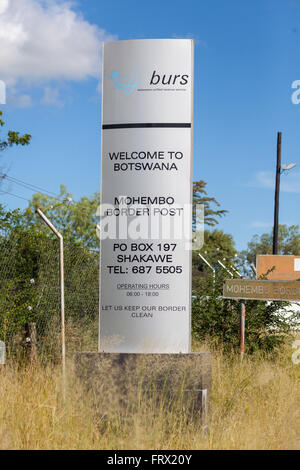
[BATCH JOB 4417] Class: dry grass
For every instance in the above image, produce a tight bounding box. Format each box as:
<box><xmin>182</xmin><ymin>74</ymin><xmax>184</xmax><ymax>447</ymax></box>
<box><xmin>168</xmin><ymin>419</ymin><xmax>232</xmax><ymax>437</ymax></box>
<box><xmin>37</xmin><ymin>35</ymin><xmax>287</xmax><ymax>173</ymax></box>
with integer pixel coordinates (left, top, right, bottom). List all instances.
<box><xmin>0</xmin><ymin>339</ymin><xmax>299</xmax><ymax>450</ymax></box>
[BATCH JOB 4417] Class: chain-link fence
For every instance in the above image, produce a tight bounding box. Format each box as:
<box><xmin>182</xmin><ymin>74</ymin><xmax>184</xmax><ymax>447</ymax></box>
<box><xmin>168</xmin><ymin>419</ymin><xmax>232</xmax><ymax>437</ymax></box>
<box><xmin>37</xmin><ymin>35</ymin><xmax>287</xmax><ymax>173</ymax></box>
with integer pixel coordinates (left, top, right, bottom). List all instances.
<box><xmin>0</xmin><ymin>229</ymin><xmax>99</xmax><ymax>362</ymax></box>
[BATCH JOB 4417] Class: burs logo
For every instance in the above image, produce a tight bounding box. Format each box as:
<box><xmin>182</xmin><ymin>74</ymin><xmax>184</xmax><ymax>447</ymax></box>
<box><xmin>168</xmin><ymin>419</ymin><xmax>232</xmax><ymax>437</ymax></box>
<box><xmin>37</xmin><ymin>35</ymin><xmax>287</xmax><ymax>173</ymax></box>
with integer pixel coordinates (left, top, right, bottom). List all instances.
<box><xmin>109</xmin><ymin>70</ymin><xmax>138</xmax><ymax>96</ymax></box>
<box><xmin>149</xmin><ymin>70</ymin><xmax>189</xmax><ymax>86</ymax></box>
<box><xmin>108</xmin><ymin>69</ymin><xmax>190</xmax><ymax>96</ymax></box>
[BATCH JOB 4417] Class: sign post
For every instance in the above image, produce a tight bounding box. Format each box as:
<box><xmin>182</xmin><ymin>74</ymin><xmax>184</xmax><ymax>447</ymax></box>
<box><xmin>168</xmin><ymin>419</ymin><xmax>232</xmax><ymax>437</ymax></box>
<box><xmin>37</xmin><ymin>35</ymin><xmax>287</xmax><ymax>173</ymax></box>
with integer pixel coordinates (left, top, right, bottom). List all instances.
<box><xmin>77</xmin><ymin>39</ymin><xmax>212</xmax><ymax>428</ymax></box>
<box><xmin>240</xmin><ymin>301</ymin><xmax>246</xmax><ymax>361</ymax></box>
<box><xmin>223</xmin><ymin>279</ymin><xmax>300</xmax><ymax>358</ymax></box>
<box><xmin>99</xmin><ymin>39</ymin><xmax>194</xmax><ymax>353</ymax></box>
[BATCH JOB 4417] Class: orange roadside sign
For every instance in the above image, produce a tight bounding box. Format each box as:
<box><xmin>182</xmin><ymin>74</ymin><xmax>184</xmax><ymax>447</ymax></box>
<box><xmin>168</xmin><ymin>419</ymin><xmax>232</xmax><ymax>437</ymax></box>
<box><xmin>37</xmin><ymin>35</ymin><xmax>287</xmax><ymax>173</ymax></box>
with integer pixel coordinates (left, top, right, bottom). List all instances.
<box><xmin>256</xmin><ymin>255</ymin><xmax>300</xmax><ymax>281</ymax></box>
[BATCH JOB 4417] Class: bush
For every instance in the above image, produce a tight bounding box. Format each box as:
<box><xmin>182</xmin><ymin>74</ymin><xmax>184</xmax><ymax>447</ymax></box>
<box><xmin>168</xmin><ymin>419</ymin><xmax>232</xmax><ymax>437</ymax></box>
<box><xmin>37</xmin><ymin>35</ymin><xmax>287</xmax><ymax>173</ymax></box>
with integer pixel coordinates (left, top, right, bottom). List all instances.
<box><xmin>0</xmin><ymin>227</ymin><xmax>99</xmax><ymax>358</ymax></box>
<box><xmin>192</xmin><ymin>272</ymin><xmax>299</xmax><ymax>353</ymax></box>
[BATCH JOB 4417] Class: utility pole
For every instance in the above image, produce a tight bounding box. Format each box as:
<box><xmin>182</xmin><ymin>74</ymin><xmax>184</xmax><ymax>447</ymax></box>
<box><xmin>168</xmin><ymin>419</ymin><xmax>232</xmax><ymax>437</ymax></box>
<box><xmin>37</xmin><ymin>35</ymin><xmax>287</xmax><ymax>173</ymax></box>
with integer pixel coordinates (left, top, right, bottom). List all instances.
<box><xmin>273</xmin><ymin>132</ymin><xmax>282</xmax><ymax>255</ymax></box>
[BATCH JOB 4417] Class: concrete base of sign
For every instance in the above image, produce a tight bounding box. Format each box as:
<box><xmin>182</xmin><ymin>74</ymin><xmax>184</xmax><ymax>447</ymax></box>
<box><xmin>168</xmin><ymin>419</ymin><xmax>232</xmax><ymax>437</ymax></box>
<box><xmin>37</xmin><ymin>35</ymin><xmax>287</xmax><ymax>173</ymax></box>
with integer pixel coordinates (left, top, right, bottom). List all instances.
<box><xmin>75</xmin><ymin>352</ymin><xmax>212</xmax><ymax>432</ymax></box>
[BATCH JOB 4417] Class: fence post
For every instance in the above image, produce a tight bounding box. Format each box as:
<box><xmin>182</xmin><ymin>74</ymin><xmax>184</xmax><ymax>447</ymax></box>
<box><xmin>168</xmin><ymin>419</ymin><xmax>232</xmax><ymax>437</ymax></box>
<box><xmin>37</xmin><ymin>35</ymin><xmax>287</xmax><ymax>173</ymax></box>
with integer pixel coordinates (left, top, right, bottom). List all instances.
<box><xmin>35</xmin><ymin>208</ymin><xmax>66</xmax><ymax>401</ymax></box>
<box><xmin>25</xmin><ymin>322</ymin><xmax>37</xmax><ymax>364</ymax></box>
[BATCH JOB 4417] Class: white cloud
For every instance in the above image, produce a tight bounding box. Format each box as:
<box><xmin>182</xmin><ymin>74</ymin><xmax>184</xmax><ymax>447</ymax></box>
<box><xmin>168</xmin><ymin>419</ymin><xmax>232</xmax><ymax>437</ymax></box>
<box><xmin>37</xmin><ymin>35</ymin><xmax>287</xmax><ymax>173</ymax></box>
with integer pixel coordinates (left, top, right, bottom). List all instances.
<box><xmin>250</xmin><ymin>221</ymin><xmax>273</xmax><ymax>228</ymax></box>
<box><xmin>171</xmin><ymin>33</ymin><xmax>207</xmax><ymax>47</ymax></box>
<box><xmin>0</xmin><ymin>0</ymin><xmax>9</xmax><ymax>15</ymax></box>
<box><xmin>254</xmin><ymin>170</ymin><xmax>300</xmax><ymax>193</ymax></box>
<box><xmin>7</xmin><ymin>84</ymin><xmax>33</xmax><ymax>107</ymax></box>
<box><xmin>11</xmin><ymin>94</ymin><xmax>33</xmax><ymax>108</ymax></box>
<box><xmin>41</xmin><ymin>86</ymin><xmax>63</xmax><ymax>107</ymax></box>
<box><xmin>255</xmin><ymin>171</ymin><xmax>275</xmax><ymax>189</ymax></box>
<box><xmin>0</xmin><ymin>0</ymin><xmax>116</xmax><ymax>105</ymax></box>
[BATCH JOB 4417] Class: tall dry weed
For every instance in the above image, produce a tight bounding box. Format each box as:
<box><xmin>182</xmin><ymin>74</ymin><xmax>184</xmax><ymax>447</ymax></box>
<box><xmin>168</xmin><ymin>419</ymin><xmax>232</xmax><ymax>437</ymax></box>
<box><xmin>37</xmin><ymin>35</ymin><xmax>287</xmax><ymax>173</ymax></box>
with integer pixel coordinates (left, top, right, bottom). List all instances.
<box><xmin>0</xmin><ymin>339</ymin><xmax>299</xmax><ymax>450</ymax></box>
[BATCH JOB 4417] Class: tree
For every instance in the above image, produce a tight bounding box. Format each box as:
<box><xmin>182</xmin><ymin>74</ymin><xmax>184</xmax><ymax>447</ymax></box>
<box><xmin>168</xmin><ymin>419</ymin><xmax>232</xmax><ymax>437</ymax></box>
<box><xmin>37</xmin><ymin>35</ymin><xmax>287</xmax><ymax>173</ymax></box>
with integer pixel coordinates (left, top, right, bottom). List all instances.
<box><xmin>200</xmin><ymin>229</ymin><xmax>236</xmax><ymax>263</ymax></box>
<box><xmin>193</xmin><ymin>180</ymin><xmax>228</xmax><ymax>229</ymax></box>
<box><xmin>192</xmin><ymin>229</ymin><xmax>237</xmax><ymax>296</ymax></box>
<box><xmin>0</xmin><ymin>109</ymin><xmax>32</xmax><ymax>191</ymax></box>
<box><xmin>24</xmin><ymin>185</ymin><xmax>100</xmax><ymax>250</ymax></box>
<box><xmin>0</xmin><ymin>204</ymin><xmax>24</xmax><ymax>232</ymax></box>
<box><xmin>191</xmin><ymin>229</ymin><xmax>299</xmax><ymax>353</ymax></box>
<box><xmin>0</xmin><ymin>210</ymin><xmax>49</xmax><ymax>345</ymax></box>
<box><xmin>192</xmin><ymin>182</ymin><xmax>232</xmax><ymax>291</ymax></box>
<box><xmin>0</xmin><ymin>203</ymin><xmax>99</xmax><ymax>354</ymax></box>
<box><xmin>0</xmin><ymin>109</ymin><xmax>31</xmax><ymax>151</ymax></box>
<box><xmin>242</xmin><ymin>224</ymin><xmax>300</xmax><ymax>265</ymax></box>
<box><xmin>192</xmin><ymin>268</ymin><xmax>296</xmax><ymax>353</ymax></box>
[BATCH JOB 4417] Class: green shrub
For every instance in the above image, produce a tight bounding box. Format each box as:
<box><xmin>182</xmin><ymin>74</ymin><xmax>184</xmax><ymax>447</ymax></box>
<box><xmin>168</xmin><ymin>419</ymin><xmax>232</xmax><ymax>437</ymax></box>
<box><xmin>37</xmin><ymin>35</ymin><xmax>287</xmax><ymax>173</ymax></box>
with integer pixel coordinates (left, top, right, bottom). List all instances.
<box><xmin>192</xmin><ymin>272</ymin><xmax>299</xmax><ymax>353</ymax></box>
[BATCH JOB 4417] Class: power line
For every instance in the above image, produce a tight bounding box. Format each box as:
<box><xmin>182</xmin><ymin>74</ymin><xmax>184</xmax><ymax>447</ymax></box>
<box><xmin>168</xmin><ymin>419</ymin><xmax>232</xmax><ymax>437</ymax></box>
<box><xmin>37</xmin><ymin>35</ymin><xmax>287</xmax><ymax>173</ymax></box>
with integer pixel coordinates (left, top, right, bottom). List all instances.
<box><xmin>0</xmin><ymin>189</ymin><xmax>31</xmax><ymax>202</ymax></box>
<box><xmin>0</xmin><ymin>173</ymin><xmax>60</xmax><ymax>198</ymax></box>
<box><xmin>0</xmin><ymin>174</ymin><xmax>77</xmax><ymax>208</ymax></box>
<box><xmin>0</xmin><ymin>173</ymin><xmax>60</xmax><ymax>197</ymax></box>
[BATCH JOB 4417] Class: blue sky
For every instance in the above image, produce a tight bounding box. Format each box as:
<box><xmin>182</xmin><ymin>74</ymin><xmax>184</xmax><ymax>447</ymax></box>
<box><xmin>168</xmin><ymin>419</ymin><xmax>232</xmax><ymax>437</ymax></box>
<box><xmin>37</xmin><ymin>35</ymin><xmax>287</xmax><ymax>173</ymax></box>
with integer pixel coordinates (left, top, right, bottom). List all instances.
<box><xmin>0</xmin><ymin>0</ymin><xmax>300</xmax><ymax>251</ymax></box>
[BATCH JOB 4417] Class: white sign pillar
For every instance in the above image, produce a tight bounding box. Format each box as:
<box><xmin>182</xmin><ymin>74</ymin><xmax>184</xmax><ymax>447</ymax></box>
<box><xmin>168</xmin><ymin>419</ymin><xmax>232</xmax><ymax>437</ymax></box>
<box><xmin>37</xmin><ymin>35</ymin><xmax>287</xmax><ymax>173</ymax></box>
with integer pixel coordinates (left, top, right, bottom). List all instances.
<box><xmin>99</xmin><ymin>39</ymin><xmax>194</xmax><ymax>353</ymax></box>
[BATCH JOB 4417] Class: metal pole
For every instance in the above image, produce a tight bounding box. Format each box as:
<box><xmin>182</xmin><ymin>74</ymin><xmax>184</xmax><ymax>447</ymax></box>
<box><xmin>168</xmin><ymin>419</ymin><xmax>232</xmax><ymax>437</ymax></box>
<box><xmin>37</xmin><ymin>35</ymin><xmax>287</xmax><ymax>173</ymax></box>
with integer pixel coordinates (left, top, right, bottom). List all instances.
<box><xmin>36</xmin><ymin>208</ymin><xmax>66</xmax><ymax>400</ymax></box>
<box><xmin>59</xmin><ymin>236</ymin><xmax>66</xmax><ymax>399</ymax></box>
<box><xmin>273</xmin><ymin>132</ymin><xmax>282</xmax><ymax>255</ymax></box>
<box><xmin>250</xmin><ymin>263</ymin><xmax>257</xmax><ymax>277</ymax></box>
<box><xmin>240</xmin><ymin>301</ymin><xmax>246</xmax><ymax>361</ymax></box>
